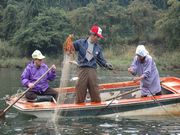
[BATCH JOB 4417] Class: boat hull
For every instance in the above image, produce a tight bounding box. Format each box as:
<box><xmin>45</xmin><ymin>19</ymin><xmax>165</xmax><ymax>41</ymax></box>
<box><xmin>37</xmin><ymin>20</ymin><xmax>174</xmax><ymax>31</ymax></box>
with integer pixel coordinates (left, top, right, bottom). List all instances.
<box><xmin>13</xmin><ymin>99</ymin><xmax>180</xmax><ymax>119</ymax></box>
<box><xmin>6</xmin><ymin>77</ymin><xmax>180</xmax><ymax>118</ymax></box>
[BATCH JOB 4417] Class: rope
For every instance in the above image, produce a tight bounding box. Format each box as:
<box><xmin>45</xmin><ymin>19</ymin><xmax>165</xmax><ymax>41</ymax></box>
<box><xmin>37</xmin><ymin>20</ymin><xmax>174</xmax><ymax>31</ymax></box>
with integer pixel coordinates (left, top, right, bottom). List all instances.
<box><xmin>147</xmin><ymin>89</ymin><xmax>177</xmax><ymax>118</ymax></box>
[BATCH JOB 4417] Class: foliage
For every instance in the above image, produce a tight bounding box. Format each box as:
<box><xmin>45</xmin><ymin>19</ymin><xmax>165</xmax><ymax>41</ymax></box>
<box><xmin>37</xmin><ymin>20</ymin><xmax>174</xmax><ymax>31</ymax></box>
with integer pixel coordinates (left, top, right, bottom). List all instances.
<box><xmin>127</xmin><ymin>0</ymin><xmax>159</xmax><ymax>41</ymax></box>
<box><xmin>0</xmin><ymin>0</ymin><xmax>8</xmax><ymax>8</ymax></box>
<box><xmin>58</xmin><ymin>0</ymin><xmax>96</xmax><ymax>10</ymax></box>
<box><xmin>0</xmin><ymin>0</ymin><xmax>179</xmax><ymax>57</ymax></box>
<box><xmin>2</xmin><ymin>4</ymin><xmax>20</xmax><ymax>40</ymax></box>
<box><xmin>155</xmin><ymin>0</ymin><xmax>180</xmax><ymax>50</ymax></box>
<box><xmin>12</xmin><ymin>8</ymin><xmax>72</xmax><ymax>56</ymax></box>
<box><xmin>149</xmin><ymin>0</ymin><xmax>169</xmax><ymax>9</ymax></box>
<box><xmin>156</xmin><ymin>48</ymin><xmax>180</xmax><ymax>70</ymax></box>
<box><xmin>0</xmin><ymin>40</ymin><xmax>21</xmax><ymax>58</ymax></box>
<box><xmin>69</xmin><ymin>0</ymin><xmax>161</xmax><ymax>47</ymax></box>
<box><xmin>22</xmin><ymin>0</ymin><xmax>60</xmax><ymax>26</ymax></box>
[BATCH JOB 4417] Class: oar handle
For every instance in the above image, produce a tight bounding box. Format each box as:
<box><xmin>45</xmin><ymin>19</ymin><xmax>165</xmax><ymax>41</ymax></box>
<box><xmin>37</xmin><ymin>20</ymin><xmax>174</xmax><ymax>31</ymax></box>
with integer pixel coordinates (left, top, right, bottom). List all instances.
<box><xmin>3</xmin><ymin>66</ymin><xmax>54</xmax><ymax>114</ymax></box>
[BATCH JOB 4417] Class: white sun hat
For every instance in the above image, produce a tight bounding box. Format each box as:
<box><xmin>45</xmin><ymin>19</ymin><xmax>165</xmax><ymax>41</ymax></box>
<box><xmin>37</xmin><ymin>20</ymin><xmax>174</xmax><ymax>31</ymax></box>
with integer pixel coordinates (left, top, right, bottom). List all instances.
<box><xmin>135</xmin><ymin>45</ymin><xmax>149</xmax><ymax>57</ymax></box>
<box><xmin>32</xmin><ymin>50</ymin><xmax>45</xmax><ymax>59</ymax></box>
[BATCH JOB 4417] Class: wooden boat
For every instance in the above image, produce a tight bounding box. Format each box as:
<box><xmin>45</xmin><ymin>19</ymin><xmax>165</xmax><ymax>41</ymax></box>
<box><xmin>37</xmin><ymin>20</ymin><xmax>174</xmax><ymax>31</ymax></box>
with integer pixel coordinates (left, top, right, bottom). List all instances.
<box><xmin>5</xmin><ymin>77</ymin><xmax>180</xmax><ymax>118</ymax></box>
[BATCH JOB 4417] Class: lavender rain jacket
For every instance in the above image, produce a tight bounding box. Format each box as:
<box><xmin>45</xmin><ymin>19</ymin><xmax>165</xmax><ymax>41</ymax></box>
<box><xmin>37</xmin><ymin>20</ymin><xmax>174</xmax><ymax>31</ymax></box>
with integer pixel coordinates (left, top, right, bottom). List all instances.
<box><xmin>130</xmin><ymin>55</ymin><xmax>161</xmax><ymax>96</ymax></box>
<box><xmin>21</xmin><ymin>61</ymin><xmax>56</xmax><ymax>93</ymax></box>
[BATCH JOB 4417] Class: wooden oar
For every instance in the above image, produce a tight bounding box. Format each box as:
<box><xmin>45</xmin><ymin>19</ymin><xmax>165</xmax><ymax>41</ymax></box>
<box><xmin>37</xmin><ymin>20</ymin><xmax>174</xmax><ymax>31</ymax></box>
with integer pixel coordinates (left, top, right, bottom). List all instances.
<box><xmin>105</xmin><ymin>88</ymin><xmax>140</xmax><ymax>101</ymax></box>
<box><xmin>0</xmin><ymin>65</ymin><xmax>53</xmax><ymax>119</ymax></box>
<box><xmin>95</xmin><ymin>88</ymin><xmax>140</xmax><ymax>116</ymax></box>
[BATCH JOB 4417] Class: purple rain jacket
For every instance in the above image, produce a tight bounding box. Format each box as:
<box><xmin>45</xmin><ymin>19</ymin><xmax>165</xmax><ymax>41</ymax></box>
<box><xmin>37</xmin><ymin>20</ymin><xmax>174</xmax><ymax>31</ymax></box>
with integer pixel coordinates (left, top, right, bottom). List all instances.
<box><xmin>21</xmin><ymin>61</ymin><xmax>56</xmax><ymax>93</ymax></box>
<box><xmin>130</xmin><ymin>55</ymin><xmax>161</xmax><ymax>96</ymax></box>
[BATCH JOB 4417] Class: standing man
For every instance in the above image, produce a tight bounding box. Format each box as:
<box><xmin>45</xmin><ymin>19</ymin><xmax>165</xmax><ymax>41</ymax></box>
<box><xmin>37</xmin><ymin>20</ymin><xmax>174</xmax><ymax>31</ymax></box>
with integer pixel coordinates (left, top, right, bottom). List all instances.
<box><xmin>72</xmin><ymin>25</ymin><xmax>113</xmax><ymax>103</ymax></box>
<box><xmin>128</xmin><ymin>45</ymin><xmax>162</xmax><ymax>97</ymax></box>
<box><xmin>21</xmin><ymin>50</ymin><xmax>58</xmax><ymax>101</ymax></box>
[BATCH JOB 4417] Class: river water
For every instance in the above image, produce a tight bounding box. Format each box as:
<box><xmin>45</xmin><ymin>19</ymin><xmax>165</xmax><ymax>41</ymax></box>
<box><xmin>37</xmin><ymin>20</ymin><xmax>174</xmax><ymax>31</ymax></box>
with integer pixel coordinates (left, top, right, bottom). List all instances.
<box><xmin>0</xmin><ymin>68</ymin><xmax>180</xmax><ymax>135</ymax></box>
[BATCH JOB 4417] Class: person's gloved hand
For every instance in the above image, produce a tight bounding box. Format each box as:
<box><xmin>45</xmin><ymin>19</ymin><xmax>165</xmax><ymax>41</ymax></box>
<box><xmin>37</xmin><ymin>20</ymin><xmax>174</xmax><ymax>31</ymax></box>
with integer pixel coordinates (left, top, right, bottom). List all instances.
<box><xmin>106</xmin><ymin>63</ymin><xmax>113</xmax><ymax>70</ymax></box>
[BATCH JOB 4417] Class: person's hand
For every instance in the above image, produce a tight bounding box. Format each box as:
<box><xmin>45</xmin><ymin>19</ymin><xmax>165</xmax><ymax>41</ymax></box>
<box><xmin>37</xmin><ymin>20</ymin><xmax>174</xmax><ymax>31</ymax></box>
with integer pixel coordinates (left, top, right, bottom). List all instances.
<box><xmin>69</xmin><ymin>61</ymin><xmax>79</xmax><ymax>66</ymax></box>
<box><xmin>128</xmin><ymin>67</ymin><xmax>133</xmax><ymax>73</ymax></box>
<box><xmin>28</xmin><ymin>83</ymin><xmax>35</xmax><ymax>89</ymax></box>
<box><xmin>128</xmin><ymin>67</ymin><xmax>136</xmax><ymax>76</ymax></box>
<box><xmin>51</xmin><ymin>64</ymin><xmax>56</xmax><ymax>71</ymax></box>
<box><xmin>106</xmin><ymin>63</ymin><xmax>113</xmax><ymax>70</ymax></box>
<box><xmin>133</xmin><ymin>76</ymin><xmax>144</xmax><ymax>82</ymax></box>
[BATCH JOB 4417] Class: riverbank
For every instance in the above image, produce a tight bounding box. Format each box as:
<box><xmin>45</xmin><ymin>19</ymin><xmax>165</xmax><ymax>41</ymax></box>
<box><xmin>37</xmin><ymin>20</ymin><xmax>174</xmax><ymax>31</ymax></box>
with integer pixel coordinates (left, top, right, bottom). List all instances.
<box><xmin>0</xmin><ymin>45</ymin><xmax>179</xmax><ymax>71</ymax></box>
<box><xmin>105</xmin><ymin>45</ymin><xmax>180</xmax><ymax>71</ymax></box>
<box><xmin>104</xmin><ymin>45</ymin><xmax>180</xmax><ymax>71</ymax></box>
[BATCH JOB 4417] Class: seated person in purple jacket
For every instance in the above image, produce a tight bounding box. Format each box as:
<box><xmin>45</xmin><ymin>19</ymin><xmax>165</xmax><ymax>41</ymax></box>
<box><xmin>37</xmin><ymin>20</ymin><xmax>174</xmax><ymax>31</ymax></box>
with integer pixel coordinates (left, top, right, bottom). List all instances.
<box><xmin>21</xmin><ymin>50</ymin><xmax>58</xmax><ymax>101</ymax></box>
<box><xmin>128</xmin><ymin>45</ymin><xmax>162</xmax><ymax>97</ymax></box>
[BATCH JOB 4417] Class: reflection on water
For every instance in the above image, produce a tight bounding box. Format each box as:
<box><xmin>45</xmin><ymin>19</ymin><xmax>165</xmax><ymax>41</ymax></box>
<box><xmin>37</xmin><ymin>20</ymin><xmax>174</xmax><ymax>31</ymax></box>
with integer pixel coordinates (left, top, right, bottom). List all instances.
<box><xmin>0</xmin><ymin>68</ymin><xmax>180</xmax><ymax>135</ymax></box>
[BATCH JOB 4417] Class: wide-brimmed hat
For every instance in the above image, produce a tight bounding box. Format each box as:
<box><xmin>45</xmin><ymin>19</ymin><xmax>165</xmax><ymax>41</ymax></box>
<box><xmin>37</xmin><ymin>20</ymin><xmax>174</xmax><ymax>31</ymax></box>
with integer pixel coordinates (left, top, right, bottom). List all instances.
<box><xmin>90</xmin><ymin>25</ymin><xmax>104</xmax><ymax>39</ymax></box>
<box><xmin>32</xmin><ymin>50</ymin><xmax>45</xmax><ymax>59</ymax></box>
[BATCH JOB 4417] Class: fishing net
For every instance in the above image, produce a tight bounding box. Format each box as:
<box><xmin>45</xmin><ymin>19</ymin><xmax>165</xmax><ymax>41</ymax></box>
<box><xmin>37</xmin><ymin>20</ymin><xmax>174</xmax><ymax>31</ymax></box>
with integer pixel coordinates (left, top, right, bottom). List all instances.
<box><xmin>53</xmin><ymin>35</ymin><xmax>76</xmax><ymax>124</ymax></box>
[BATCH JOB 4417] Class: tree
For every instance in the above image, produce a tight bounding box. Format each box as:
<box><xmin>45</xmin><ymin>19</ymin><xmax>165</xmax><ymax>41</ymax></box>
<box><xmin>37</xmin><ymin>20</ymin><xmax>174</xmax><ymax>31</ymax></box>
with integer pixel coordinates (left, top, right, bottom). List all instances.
<box><xmin>0</xmin><ymin>0</ymin><xmax>8</xmax><ymax>8</ymax></box>
<box><xmin>155</xmin><ymin>0</ymin><xmax>180</xmax><ymax>50</ymax></box>
<box><xmin>12</xmin><ymin>8</ymin><xmax>72</xmax><ymax>56</ymax></box>
<box><xmin>127</xmin><ymin>0</ymin><xmax>159</xmax><ymax>41</ymax></box>
<box><xmin>2</xmin><ymin>4</ymin><xmax>20</xmax><ymax>40</ymax></box>
<box><xmin>149</xmin><ymin>0</ymin><xmax>168</xmax><ymax>9</ymax></box>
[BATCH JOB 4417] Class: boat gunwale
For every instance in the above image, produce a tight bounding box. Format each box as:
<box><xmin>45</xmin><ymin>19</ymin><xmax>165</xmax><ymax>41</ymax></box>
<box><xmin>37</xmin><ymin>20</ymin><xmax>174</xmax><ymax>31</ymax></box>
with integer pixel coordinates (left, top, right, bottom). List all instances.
<box><xmin>7</xmin><ymin>92</ymin><xmax>180</xmax><ymax>111</ymax></box>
